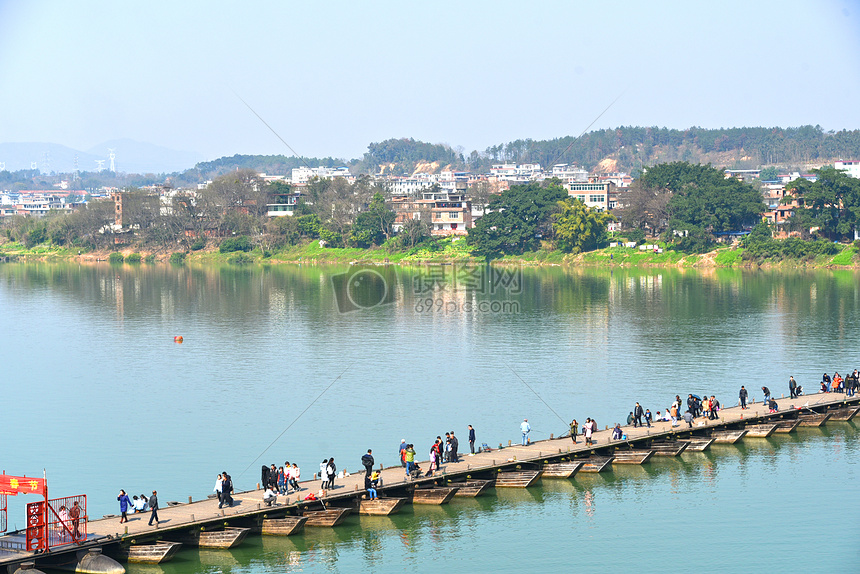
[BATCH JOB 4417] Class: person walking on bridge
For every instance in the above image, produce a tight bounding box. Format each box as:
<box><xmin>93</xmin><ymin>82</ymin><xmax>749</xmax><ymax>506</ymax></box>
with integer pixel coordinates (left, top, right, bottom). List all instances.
<box><xmin>362</xmin><ymin>449</ymin><xmax>375</xmax><ymax>478</ymax></box>
<box><xmin>69</xmin><ymin>500</ymin><xmax>82</xmax><ymax>540</ymax></box>
<box><xmin>320</xmin><ymin>459</ymin><xmax>329</xmax><ymax>489</ymax></box>
<box><xmin>221</xmin><ymin>472</ymin><xmax>234</xmax><ymax>507</ymax></box>
<box><xmin>739</xmin><ymin>386</ymin><xmax>748</xmax><ymax>409</ymax></box>
<box><xmin>326</xmin><ymin>458</ymin><xmax>337</xmax><ymax>490</ymax></box>
<box><xmin>148</xmin><ymin>490</ymin><xmax>159</xmax><ymax>526</ymax></box>
<box><xmin>789</xmin><ymin>376</ymin><xmax>798</xmax><ymax>399</ymax></box>
<box><xmin>427</xmin><ymin>442</ymin><xmax>439</xmax><ymax>477</ymax></box>
<box><xmin>468</xmin><ymin>425</ymin><xmax>476</xmax><ymax>454</ymax></box>
<box><xmin>584</xmin><ymin>418</ymin><xmax>595</xmax><ymax>446</ymax></box>
<box><xmin>432</xmin><ymin>437</ymin><xmax>443</xmax><ymax>470</ymax></box>
<box><xmin>404</xmin><ymin>446</ymin><xmax>415</xmax><ymax>479</ymax></box>
<box><xmin>289</xmin><ymin>463</ymin><xmax>300</xmax><ymax>492</ymax></box>
<box><xmin>569</xmin><ymin>419</ymin><xmax>578</xmax><ymax>444</ymax></box>
<box><xmin>117</xmin><ymin>490</ymin><xmax>131</xmax><ymax>524</ymax></box>
<box><xmin>520</xmin><ymin>419</ymin><xmax>531</xmax><ymax>445</ymax></box>
<box><xmin>709</xmin><ymin>396</ymin><xmax>720</xmax><ymax>420</ymax></box>
<box><xmin>633</xmin><ymin>402</ymin><xmax>644</xmax><ymax>427</ymax></box>
<box><xmin>214</xmin><ymin>474</ymin><xmax>223</xmax><ymax>506</ymax></box>
<box><xmin>761</xmin><ymin>386</ymin><xmax>771</xmax><ymax>404</ymax></box>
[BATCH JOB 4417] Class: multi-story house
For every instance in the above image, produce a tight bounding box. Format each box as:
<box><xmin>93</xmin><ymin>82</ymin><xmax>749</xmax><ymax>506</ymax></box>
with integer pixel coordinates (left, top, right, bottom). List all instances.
<box><xmin>565</xmin><ymin>181</ymin><xmax>613</xmax><ymax>211</ymax></box>
<box><xmin>835</xmin><ymin>160</ymin><xmax>860</xmax><ymax>178</ymax></box>
<box><xmin>291</xmin><ymin>166</ymin><xmax>354</xmax><ymax>186</ymax></box>
<box><xmin>426</xmin><ymin>189</ymin><xmax>472</xmax><ymax>235</ymax></box>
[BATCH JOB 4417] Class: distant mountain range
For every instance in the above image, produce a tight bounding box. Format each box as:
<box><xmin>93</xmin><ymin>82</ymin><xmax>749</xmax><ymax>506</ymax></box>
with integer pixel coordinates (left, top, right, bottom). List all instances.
<box><xmin>0</xmin><ymin>139</ymin><xmax>202</xmax><ymax>175</ymax></box>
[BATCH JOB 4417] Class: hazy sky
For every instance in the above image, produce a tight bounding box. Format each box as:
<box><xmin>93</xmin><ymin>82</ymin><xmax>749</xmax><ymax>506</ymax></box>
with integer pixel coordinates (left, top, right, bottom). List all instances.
<box><xmin>1</xmin><ymin>0</ymin><xmax>858</xmax><ymax>162</ymax></box>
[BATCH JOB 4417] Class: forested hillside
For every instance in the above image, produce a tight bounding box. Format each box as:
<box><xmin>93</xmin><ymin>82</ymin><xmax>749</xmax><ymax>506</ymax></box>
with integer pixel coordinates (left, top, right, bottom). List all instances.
<box><xmin>5</xmin><ymin>126</ymin><xmax>857</xmax><ymax>190</ymax></box>
<box><xmin>189</xmin><ymin>126</ymin><xmax>860</xmax><ymax>178</ymax></box>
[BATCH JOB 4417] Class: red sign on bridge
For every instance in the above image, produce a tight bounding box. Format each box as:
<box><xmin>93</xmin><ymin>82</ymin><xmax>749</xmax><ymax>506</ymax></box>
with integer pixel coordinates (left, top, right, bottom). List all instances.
<box><xmin>0</xmin><ymin>475</ymin><xmax>46</xmax><ymax>496</ymax></box>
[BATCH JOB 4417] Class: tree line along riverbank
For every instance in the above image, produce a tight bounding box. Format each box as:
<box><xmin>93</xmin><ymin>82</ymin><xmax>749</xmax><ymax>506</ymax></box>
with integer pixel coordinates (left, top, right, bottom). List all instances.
<box><xmin>2</xmin><ymin>162</ymin><xmax>860</xmax><ymax>268</ymax></box>
<box><xmin>1</xmin><ymin>237</ymin><xmax>858</xmax><ymax>269</ymax></box>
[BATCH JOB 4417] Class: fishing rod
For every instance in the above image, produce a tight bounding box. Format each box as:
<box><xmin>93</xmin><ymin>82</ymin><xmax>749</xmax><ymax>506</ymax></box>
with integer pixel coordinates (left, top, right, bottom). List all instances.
<box><xmin>504</xmin><ymin>361</ymin><xmax>569</xmax><ymax>427</ymax></box>
<box><xmin>545</xmin><ymin>87</ymin><xmax>629</xmax><ymax>169</ymax></box>
<box><xmin>238</xmin><ymin>361</ymin><xmax>354</xmax><ymax>478</ymax></box>
<box><xmin>231</xmin><ymin>89</ymin><xmax>313</xmax><ymax>169</ymax></box>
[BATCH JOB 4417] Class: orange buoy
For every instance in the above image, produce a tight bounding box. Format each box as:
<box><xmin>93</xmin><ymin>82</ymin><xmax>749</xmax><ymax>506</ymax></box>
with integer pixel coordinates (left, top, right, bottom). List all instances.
<box><xmin>174</xmin><ymin>336</ymin><xmax>183</xmax><ymax>343</ymax></box>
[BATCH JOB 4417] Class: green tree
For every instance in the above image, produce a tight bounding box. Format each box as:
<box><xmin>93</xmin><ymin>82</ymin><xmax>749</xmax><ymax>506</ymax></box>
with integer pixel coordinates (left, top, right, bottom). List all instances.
<box><xmin>397</xmin><ymin>217</ymin><xmax>430</xmax><ymax>249</ymax></box>
<box><xmin>744</xmin><ymin>220</ymin><xmax>773</xmax><ymax>246</ymax></box>
<box><xmin>351</xmin><ymin>192</ymin><xmax>395</xmax><ymax>247</ymax></box>
<box><xmin>552</xmin><ymin>198</ymin><xmax>616</xmax><ymax>253</ymax></box>
<box><xmin>785</xmin><ymin>166</ymin><xmax>860</xmax><ymax>240</ymax></box>
<box><xmin>467</xmin><ymin>182</ymin><xmax>568</xmax><ymax>259</ymax></box>
<box><xmin>641</xmin><ymin>162</ymin><xmax>765</xmax><ymax>232</ymax></box>
<box><xmin>759</xmin><ymin>166</ymin><xmax>780</xmax><ymax>181</ymax></box>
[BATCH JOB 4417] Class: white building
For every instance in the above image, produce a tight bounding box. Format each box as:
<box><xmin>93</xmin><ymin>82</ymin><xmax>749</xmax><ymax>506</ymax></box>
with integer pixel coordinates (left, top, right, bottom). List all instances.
<box><xmin>835</xmin><ymin>160</ymin><xmax>860</xmax><ymax>179</ymax></box>
<box><xmin>384</xmin><ymin>173</ymin><xmax>439</xmax><ymax>196</ymax></box>
<box><xmin>566</xmin><ymin>182</ymin><xmax>612</xmax><ymax>211</ymax></box>
<box><xmin>489</xmin><ymin>163</ymin><xmax>542</xmax><ymax>182</ymax></box>
<box><xmin>551</xmin><ymin>164</ymin><xmax>589</xmax><ymax>183</ymax></box>
<box><xmin>291</xmin><ymin>166</ymin><xmax>353</xmax><ymax>185</ymax></box>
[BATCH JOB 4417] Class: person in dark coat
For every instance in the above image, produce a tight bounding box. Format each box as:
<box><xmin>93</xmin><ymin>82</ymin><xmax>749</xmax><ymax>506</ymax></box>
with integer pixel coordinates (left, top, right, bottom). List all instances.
<box><xmin>261</xmin><ymin>465</ymin><xmax>270</xmax><ymax>489</ymax></box>
<box><xmin>221</xmin><ymin>472</ymin><xmax>233</xmax><ymax>507</ymax></box>
<box><xmin>633</xmin><ymin>403</ymin><xmax>644</xmax><ymax>427</ymax></box>
<box><xmin>449</xmin><ymin>432</ymin><xmax>459</xmax><ymax>463</ymax></box>
<box><xmin>148</xmin><ymin>490</ymin><xmax>159</xmax><ymax>526</ymax></box>
<box><xmin>361</xmin><ymin>449</ymin><xmax>374</xmax><ymax>477</ymax></box>
<box><xmin>468</xmin><ymin>425</ymin><xmax>476</xmax><ymax>454</ymax></box>
<box><xmin>326</xmin><ymin>458</ymin><xmax>336</xmax><ymax>490</ymax></box>
<box><xmin>789</xmin><ymin>376</ymin><xmax>798</xmax><ymax>398</ymax></box>
<box><xmin>268</xmin><ymin>464</ymin><xmax>278</xmax><ymax>489</ymax></box>
<box><xmin>739</xmin><ymin>386</ymin><xmax>748</xmax><ymax>409</ymax></box>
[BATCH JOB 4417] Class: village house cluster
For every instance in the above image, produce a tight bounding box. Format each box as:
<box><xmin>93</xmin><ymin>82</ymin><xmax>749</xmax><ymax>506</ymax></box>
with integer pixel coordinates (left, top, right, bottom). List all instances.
<box><xmin>2</xmin><ymin>160</ymin><xmax>858</xmax><ymax>239</ymax></box>
<box><xmin>259</xmin><ymin>163</ymin><xmax>628</xmax><ymax>236</ymax></box>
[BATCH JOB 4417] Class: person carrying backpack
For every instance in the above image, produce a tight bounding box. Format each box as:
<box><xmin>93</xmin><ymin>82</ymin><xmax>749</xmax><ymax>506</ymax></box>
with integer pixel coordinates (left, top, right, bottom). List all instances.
<box><xmin>361</xmin><ymin>450</ymin><xmax>374</xmax><ymax>478</ymax></box>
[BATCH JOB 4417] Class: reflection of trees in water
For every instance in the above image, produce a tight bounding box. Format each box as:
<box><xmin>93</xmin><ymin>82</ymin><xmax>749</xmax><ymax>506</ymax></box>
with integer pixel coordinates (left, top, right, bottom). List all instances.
<box><xmin>0</xmin><ymin>263</ymin><xmax>342</xmax><ymax>321</ymax></box>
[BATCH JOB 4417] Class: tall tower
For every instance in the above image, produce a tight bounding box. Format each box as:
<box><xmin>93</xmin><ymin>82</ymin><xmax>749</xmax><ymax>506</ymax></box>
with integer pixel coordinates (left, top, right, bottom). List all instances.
<box><xmin>95</xmin><ymin>160</ymin><xmax>105</xmax><ymax>172</ymax></box>
<box><xmin>109</xmin><ymin>149</ymin><xmax>116</xmax><ymax>173</ymax></box>
<box><xmin>74</xmin><ymin>155</ymin><xmax>79</xmax><ymax>181</ymax></box>
<box><xmin>0</xmin><ymin>162</ymin><xmax>5</xmax><ymax>171</ymax></box>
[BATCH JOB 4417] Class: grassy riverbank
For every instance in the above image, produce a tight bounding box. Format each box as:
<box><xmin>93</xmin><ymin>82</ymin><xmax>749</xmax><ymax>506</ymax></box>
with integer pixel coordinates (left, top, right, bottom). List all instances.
<box><xmin>1</xmin><ymin>237</ymin><xmax>858</xmax><ymax>268</ymax></box>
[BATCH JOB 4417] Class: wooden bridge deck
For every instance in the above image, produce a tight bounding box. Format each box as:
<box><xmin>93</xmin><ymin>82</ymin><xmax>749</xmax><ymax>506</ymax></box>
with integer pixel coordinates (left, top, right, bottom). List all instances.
<box><xmin>2</xmin><ymin>391</ymin><xmax>855</xmax><ymax>571</ymax></box>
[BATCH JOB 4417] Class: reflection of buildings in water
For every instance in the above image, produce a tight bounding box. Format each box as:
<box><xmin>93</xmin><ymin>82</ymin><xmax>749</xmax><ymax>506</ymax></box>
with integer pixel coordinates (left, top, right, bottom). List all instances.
<box><xmin>197</xmin><ymin>549</ymin><xmax>240</xmax><ymax>568</ymax></box>
<box><xmin>160</xmin><ymin>290</ymin><xmax>175</xmax><ymax>320</ymax></box>
<box><xmin>268</xmin><ymin>288</ymin><xmax>287</xmax><ymax>320</ymax></box>
<box><xmin>584</xmin><ymin>489</ymin><xmax>594</xmax><ymax>517</ymax></box>
<box><xmin>114</xmin><ymin>274</ymin><xmax>123</xmax><ymax>321</ymax></box>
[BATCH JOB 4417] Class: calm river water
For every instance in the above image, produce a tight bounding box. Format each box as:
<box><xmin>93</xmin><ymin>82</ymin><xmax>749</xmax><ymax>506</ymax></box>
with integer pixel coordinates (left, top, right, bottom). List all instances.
<box><xmin>1</xmin><ymin>262</ymin><xmax>859</xmax><ymax>572</ymax></box>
